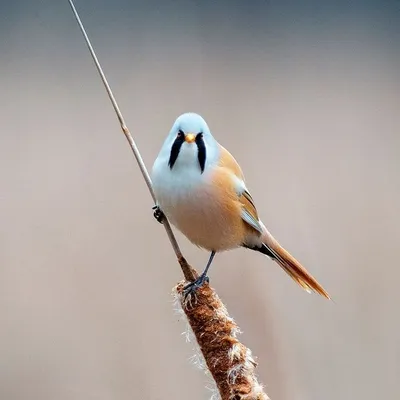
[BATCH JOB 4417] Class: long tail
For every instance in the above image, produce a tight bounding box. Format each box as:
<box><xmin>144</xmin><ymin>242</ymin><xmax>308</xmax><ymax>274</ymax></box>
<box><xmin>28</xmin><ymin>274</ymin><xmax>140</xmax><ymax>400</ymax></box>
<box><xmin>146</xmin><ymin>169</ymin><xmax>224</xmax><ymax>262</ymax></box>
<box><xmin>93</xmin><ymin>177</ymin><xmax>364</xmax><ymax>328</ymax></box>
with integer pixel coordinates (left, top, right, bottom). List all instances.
<box><xmin>258</xmin><ymin>229</ymin><xmax>331</xmax><ymax>300</ymax></box>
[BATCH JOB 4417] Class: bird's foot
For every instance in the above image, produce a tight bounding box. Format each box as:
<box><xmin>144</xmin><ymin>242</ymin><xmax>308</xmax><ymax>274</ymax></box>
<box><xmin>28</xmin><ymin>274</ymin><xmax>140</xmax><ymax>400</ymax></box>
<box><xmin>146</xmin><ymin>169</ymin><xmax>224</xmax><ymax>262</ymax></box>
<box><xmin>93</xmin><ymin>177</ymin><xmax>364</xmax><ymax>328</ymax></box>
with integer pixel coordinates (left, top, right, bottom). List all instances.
<box><xmin>183</xmin><ymin>274</ymin><xmax>209</xmax><ymax>301</ymax></box>
<box><xmin>152</xmin><ymin>205</ymin><xmax>165</xmax><ymax>224</ymax></box>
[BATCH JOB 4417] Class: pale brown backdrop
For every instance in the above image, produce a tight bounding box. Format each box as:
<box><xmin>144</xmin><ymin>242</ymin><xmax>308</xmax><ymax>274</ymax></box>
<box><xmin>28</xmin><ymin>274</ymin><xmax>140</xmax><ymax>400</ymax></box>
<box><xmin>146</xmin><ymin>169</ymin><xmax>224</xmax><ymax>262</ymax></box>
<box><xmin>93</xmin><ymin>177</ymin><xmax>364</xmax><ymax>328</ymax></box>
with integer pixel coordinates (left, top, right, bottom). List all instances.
<box><xmin>1</xmin><ymin>1</ymin><xmax>399</xmax><ymax>399</ymax></box>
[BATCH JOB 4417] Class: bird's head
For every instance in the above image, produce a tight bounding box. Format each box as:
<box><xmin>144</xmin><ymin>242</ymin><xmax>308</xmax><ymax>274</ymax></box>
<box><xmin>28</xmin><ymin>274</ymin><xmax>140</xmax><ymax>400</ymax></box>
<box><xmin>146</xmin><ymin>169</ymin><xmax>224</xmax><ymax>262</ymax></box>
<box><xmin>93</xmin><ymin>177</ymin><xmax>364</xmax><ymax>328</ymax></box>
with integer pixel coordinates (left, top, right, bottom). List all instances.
<box><xmin>163</xmin><ymin>112</ymin><xmax>219</xmax><ymax>174</ymax></box>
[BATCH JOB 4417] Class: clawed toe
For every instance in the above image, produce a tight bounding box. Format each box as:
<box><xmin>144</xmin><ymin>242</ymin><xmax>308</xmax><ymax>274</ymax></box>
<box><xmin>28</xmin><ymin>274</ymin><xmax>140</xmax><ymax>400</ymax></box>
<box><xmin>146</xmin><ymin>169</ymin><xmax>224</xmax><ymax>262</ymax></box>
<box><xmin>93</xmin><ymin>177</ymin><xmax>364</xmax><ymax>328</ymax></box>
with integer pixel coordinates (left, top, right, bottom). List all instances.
<box><xmin>152</xmin><ymin>205</ymin><xmax>165</xmax><ymax>224</ymax></box>
<box><xmin>183</xmin><ymin>275</ymin><xmax>209</xmax><ymax>300</ymax></box>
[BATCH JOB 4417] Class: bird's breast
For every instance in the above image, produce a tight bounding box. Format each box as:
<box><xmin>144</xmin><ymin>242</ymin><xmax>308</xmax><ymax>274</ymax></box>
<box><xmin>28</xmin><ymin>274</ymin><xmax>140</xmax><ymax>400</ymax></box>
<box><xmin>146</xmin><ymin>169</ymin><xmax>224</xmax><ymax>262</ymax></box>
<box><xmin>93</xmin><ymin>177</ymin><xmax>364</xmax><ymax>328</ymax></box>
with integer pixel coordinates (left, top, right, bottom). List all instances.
<box><xmin>152</xmin><ymin>166</ymin><xmax>246</xmax><ymax>251</ymax></box>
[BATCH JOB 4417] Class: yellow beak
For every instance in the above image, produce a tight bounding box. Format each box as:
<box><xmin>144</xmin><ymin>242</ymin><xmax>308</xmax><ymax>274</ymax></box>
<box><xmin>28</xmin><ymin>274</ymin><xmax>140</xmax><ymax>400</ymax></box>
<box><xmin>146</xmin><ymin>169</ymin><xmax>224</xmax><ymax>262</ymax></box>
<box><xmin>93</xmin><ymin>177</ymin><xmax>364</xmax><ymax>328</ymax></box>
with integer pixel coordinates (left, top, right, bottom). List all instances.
<box><xmin>185</xmin><ymin>133</ymin><xmax>196</xmax><ymax>143</ymax></box>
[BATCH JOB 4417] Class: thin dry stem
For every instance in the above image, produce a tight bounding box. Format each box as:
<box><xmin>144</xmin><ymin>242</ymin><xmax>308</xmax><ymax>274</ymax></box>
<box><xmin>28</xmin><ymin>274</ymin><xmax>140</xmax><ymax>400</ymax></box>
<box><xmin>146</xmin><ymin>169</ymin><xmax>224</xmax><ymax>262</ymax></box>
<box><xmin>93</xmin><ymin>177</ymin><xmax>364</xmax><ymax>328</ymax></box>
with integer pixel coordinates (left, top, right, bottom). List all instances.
<box><xmin>67</xmin><ymin>0</ymin><xmax>197</xmax><ymax>281</ymax></box>
<box><xmin>176</xmin><ymin>281</ymin><xmax>269</xmax><ymax>400</ymax></box>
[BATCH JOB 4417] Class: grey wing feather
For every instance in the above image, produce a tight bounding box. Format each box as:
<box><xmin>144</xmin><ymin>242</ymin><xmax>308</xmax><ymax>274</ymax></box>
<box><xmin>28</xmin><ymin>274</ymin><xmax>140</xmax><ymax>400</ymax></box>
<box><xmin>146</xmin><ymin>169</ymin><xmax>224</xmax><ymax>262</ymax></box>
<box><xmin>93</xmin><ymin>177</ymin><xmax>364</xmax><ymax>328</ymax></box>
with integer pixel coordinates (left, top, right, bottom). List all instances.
<box><xmin>232</xmin><ymin>175</ymin><xmax>263</xmax><ymax>234</ymax></box>
<box><xmin>240</xmin><ymin>208</ymin><xmax>263</xmax><ymax>234</ymax></box>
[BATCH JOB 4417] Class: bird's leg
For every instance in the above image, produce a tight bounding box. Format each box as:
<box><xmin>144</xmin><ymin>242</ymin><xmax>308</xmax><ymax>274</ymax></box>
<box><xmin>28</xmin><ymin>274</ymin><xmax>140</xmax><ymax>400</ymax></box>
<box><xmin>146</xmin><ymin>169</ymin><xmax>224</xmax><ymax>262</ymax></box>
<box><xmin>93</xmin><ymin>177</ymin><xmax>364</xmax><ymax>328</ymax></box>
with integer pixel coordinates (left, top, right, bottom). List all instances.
<box><xmin>152</xmin><ymin>205</ymin><xmax>165</xmax><ymax>224</ymax></box>
<box><xmin>183</xmin><ymin>251</ymin><xmax>216</xmax><ymax>297</ymax></box>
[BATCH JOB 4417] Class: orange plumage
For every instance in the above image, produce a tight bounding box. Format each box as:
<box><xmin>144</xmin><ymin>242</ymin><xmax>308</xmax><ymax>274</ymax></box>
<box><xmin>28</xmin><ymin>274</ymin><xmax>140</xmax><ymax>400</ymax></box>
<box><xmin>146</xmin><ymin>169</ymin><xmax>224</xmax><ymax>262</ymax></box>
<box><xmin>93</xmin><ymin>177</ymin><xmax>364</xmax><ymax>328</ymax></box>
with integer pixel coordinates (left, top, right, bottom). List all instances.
<box><xmin>219</xmin><ymin>145</ymin><xmax>330</xmax><ymax>299</ymax></box>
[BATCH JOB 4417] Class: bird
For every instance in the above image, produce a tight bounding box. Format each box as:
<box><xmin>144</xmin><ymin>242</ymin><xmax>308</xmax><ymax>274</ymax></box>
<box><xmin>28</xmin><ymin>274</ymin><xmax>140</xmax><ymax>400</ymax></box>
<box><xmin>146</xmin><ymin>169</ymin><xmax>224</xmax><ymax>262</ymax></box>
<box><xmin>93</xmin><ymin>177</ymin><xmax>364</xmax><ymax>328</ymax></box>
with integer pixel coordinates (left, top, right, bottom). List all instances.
<box><xmin>151</xmin><ymin>112</ymin><xmax>330</xmax><ymax>299</ymax></box>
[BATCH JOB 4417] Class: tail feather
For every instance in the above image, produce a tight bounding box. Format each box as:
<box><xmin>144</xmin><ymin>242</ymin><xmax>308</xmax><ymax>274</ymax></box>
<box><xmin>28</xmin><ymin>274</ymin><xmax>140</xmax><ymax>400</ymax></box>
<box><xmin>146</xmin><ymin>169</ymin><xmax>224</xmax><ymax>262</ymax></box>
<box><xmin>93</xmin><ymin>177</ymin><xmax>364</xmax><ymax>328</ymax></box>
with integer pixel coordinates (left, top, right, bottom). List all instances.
<box><xmin>259</xmin><ymin>230</ymin><xmax>331</xmax><ymax>300</ymax></box>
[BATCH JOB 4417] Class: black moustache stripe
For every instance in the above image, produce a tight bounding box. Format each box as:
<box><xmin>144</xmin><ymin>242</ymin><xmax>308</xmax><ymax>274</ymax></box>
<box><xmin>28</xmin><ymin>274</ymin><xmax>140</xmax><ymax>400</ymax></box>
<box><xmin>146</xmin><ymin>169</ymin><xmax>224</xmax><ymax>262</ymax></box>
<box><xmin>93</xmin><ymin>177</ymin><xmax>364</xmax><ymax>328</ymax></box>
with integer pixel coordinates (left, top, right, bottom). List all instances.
<box><xmin>196</xmin><ymin>134</ymin><xmax>206</xmax><ymax>173</ymax></box>
<box><xmin>168</xmin><ymin>133</ymin><xmax>207</xmax><ymax>173</ymax></box>
<box><xmin>168</xmin><ymin>135</ymin><xmax>185</xmax><ymax>169</ymax></box>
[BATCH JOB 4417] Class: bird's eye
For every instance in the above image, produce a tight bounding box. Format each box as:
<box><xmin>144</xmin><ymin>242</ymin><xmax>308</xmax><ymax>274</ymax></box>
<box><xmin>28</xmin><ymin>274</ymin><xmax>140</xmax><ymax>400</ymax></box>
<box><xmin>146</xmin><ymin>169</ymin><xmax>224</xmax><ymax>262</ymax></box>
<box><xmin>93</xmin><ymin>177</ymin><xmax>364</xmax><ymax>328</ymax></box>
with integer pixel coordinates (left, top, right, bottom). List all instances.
<box><xmin>177</xmin><ymin>130</ymin><xmax>184</xmax><ymax>138</ymax></box>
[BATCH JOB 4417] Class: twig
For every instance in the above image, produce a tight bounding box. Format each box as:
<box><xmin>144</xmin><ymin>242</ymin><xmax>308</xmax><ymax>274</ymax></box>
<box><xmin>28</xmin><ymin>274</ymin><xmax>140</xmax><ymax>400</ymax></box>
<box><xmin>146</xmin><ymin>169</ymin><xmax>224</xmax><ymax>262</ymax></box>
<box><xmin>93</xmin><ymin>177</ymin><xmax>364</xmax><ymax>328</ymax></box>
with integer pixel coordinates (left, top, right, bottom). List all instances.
<box><xmin>67</xmin><ymin>2</ymin><xmax>268</xmax><ymax>398</ymax></box>
<box><xmin>67</xmin><ymin>0</ymin><xmax>196</xmax><ymax>282</ymax></box>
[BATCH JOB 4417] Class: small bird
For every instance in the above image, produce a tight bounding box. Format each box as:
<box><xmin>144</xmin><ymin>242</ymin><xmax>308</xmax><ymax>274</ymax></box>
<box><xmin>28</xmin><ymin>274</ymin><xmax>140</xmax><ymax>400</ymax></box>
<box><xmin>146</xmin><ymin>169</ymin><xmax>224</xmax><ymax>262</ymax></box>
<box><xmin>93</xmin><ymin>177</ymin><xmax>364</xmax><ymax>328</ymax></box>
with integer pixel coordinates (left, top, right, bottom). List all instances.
<box><xmin>151</xmin><ymin>112</ymin><xmax>330</xmax><ymax>299</ymax></box>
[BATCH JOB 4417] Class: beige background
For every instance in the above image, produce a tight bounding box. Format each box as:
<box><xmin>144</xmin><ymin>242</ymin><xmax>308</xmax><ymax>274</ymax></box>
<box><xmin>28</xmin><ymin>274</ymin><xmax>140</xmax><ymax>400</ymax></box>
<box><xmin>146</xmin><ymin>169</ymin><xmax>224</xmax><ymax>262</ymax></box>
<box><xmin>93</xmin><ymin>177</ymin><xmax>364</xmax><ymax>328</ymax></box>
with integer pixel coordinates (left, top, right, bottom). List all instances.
<box><xmin>0</xmin><ymin>1</ymin><xmax>399</xmax><ymax>399</ymax></box>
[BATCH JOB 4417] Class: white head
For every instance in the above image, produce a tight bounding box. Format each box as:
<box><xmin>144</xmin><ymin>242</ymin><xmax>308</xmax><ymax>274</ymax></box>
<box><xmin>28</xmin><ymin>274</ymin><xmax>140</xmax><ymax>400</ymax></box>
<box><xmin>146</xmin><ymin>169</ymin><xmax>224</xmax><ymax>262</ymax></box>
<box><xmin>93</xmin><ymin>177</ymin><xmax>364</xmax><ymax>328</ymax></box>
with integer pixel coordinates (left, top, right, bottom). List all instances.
<box><xmin>155</xmin><ymin>112</ymin><xmax>220</xmax><ymax>175</ymax></box>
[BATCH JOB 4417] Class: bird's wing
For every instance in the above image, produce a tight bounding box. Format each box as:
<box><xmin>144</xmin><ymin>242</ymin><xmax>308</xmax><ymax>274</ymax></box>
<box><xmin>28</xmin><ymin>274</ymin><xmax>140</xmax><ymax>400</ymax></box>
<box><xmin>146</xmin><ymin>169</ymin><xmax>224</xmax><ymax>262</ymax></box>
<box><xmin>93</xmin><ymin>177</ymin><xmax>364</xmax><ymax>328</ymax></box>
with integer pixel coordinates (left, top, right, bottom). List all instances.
<box><xmin>218</xmin><ymin>145</ymin><xmax>263</xmax><ymax>234</ymax></box>
<box><xmin>240</xmin><ymin>189</ymin><xmax>263</xmax><ymax>233</ymax></box>
<box><xmin>218</xmin><ymin>147</ymin><xmax>330</xmax><ymax>299</ymax></box>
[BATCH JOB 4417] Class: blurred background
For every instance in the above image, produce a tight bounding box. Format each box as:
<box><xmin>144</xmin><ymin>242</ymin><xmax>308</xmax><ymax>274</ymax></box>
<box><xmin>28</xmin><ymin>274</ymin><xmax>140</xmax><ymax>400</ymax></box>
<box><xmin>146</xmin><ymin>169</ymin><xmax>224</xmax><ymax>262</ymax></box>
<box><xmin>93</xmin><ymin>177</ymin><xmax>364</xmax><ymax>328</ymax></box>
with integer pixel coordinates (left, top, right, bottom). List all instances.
<box><xmin>1</xmin><ymin>0</ymin><xmax>399</xmax><ymax>399</ymax></box>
